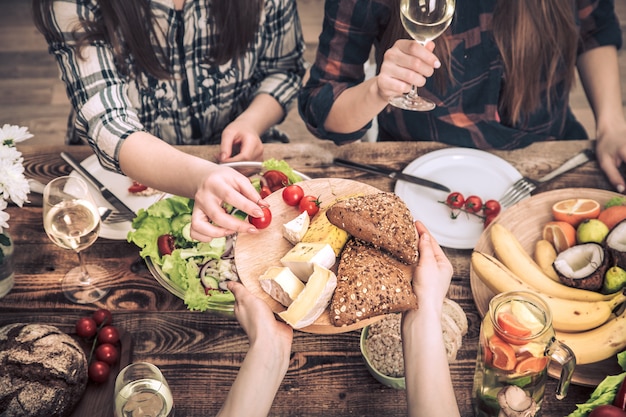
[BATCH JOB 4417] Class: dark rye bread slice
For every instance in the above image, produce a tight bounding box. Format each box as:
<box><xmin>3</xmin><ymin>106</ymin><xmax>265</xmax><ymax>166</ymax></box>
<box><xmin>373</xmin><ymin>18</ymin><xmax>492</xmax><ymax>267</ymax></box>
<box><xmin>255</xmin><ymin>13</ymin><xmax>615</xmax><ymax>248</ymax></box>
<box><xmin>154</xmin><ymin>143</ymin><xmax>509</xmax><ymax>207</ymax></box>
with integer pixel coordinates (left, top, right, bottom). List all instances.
<box><xmin>330</xmin><ymin>239</ymin><xmax>418</xmax><ymax>327</ymax></box>
<box><xmin>326</xmin><ymin>192</ymin><xmax>418</xmax><ymax>264</ymax></box>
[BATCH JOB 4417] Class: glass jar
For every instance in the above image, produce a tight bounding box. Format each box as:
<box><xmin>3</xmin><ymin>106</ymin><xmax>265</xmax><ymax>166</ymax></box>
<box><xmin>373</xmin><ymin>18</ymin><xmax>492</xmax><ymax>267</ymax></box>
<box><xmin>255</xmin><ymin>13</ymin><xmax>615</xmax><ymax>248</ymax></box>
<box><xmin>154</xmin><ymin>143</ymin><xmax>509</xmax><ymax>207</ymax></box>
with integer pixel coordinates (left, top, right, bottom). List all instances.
<box><xmin>0</xmin><ymin>231</ymin><xmax>15</xmax><ymax>298</ymax></box>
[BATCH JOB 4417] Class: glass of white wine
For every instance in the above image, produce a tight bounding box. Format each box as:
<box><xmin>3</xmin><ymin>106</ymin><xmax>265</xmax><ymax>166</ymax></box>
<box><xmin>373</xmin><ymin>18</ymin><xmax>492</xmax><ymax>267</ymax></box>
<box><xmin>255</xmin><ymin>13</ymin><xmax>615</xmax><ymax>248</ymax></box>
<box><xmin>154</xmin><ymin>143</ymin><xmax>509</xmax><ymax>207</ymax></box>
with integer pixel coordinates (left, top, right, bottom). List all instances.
<box><xmin>388</xmin><ymin>0</ymin><xmax>456</xmax><ymax>111</ymax></box>
<box><xmin>114</xmin><ymin>362</ymin><xmax>174</xmax><ymax>417</ymax></box>
<box><xmin>43</xmin><ymin>176</ymin><xmax>109</xmax><ymax>304</ymax></box>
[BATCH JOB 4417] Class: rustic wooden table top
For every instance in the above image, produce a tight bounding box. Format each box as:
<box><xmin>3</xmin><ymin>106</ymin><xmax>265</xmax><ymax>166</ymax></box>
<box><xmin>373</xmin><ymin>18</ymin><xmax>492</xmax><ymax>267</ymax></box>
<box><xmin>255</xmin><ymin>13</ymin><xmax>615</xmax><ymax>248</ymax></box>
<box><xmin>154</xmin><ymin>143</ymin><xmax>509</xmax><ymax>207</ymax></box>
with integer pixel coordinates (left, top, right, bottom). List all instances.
<box><xmin>1</xmin><ymin>140</ymin><xmax>616</xmax><ymax>416</ymax></box>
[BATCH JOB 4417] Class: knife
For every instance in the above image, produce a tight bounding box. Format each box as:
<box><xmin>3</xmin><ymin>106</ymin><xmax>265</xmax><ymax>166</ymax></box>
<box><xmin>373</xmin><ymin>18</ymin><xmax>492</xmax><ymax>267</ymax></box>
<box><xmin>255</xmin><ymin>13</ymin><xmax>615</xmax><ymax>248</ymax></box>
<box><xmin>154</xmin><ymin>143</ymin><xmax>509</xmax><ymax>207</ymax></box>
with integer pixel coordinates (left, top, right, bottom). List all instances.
<box><xmin>333</xmin><ymin>158</ymin><xmax>451</xmax><ymax>192</ymax></box>
<box><xmin>60</xmin><ymin>152</ymin><xmax>137</xmax><ymax>218</ymax></box>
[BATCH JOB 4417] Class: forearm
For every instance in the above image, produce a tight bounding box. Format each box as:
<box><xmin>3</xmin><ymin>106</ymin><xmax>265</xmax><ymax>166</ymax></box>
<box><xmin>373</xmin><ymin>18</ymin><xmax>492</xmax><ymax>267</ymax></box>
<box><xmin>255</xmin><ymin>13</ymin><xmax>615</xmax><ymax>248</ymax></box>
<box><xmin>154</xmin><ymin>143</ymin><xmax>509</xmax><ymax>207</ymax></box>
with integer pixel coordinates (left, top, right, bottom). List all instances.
<box><xmin>118</xmin><ymin>131</ymin><xmax>219</xmax><ymax>199</ymax></box>
<box><xmin>402</xmin><ymin>304</ymin><xmax>460</xmax><ymax>417</ymax></box>
<box><xmin>577</xmin><ymin>45</ymin><xmax>626</xmax><ymax>136</ymax></box>
<box><xmin>216</xmin><ymin>340</ymin><xmax>290</xmax><ymax>417</ymax></box>
<box><xmin>324</xmin><ymin>77</ymin><xmax>389</xmax><ymax>134</ymax></box>
<box><xmin>235</xmin><ymin>93</ymin><xmax>286</xmax><ymax>136</ymax></box>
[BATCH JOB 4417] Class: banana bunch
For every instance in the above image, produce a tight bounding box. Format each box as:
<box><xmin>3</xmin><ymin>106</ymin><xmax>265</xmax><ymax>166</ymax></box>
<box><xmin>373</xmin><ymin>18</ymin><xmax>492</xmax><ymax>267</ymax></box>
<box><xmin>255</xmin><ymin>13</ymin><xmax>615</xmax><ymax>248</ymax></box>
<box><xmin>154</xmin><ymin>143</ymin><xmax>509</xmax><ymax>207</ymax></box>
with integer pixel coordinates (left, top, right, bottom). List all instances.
<box><xmin>472</xmin><ymin>223</ymin><xmax>626</xmax><ymax>364</ymax></box>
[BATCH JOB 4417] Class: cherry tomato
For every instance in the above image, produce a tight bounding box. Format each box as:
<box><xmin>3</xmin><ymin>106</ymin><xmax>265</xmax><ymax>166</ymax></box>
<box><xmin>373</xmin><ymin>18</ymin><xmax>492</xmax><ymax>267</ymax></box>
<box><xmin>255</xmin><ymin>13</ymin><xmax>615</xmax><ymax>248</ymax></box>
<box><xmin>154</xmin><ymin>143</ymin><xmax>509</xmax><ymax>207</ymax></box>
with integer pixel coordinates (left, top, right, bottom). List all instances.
<box><xmin>483</xmin><ymin>199</ymin><xmax>501</xmax><ymax>217</ymax></box>
<box><xmin>299</xmin><ymin>195</ymin><xmax>321</xmax><ymax>217</ymax></box>
<box><xmin>263</xmin><ymin>170</ymin><xmax>289</xmax><ymax>192</ymax></box>
<box><xmin>95</xmin><ymin>343</ymin><xmax>120</xmax><ymax>366</ymax></box>
<box><xmin>589</xmin><ymin>405</ymin><xmax>626</xmax><ymax>417</ymax></box>
<box><xmin>128</xmin><ymin>181</ymin><xmax>148</xmax><ymax>193</ymax></box>
<box><xmin>445</xmin><ymin>192</ymin><xmax>465</xmax><ymax>209</ymax></box>
<box><xmin>260</xmin><ymin>185</ymin><xmax>272</xmax><ymax>199</ymax></box>
<box><xmin>75</xmin><ymin>317</ymin><xmax>98</xmax><ymax>339</ymax></box>
<box><xmin>92</xmin><ymin>308</ymin><xmax>113</xmax><ymax>326</ymax></box>
<box><xmin>282</xmin><ymin>184</ymin><xmax>304</xmax><ymax>206</ymax></box>
<box><xmin>88</xmin><ymin>360</ymin><xmax>111</xmax><ymax>383</ymax></box>
<box><xmin>484</xmin><ymin>213</ymin><xmax>498</xmax><ymax>229</ymax></box>
<box><xmin>464</xmin><ymin>195</ymin><xmax>483</xmax><ymax>214</ymax></box>
<box><xmin>157</xmin><ymin>234</ymin><xmax>175</xmax><ymax>256</ymax></box>
<box><xmin>249</xmin><ymin>206</ymin><xmax>272</xmax><ymax>229</ymax></box>
<box><xmin>97</xmin><ymin>325</ymin><xmax>120</xmax><ymax>345</ymax></box>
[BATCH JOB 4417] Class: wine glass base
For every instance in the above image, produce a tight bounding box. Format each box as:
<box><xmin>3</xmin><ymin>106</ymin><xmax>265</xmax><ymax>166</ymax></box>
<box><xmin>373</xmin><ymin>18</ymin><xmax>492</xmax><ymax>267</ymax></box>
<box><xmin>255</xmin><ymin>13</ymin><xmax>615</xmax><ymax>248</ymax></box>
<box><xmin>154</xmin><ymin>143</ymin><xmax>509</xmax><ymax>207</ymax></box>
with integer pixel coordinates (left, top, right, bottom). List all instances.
<box><xmin>388</xmin><ymin>95</ymin><xmax>436</xmax><ymax>111</ymax></box>
<box><xmin>62</xmin><ymin>264</ymin><xmax>110</xmax><ymax>304</ymax></box>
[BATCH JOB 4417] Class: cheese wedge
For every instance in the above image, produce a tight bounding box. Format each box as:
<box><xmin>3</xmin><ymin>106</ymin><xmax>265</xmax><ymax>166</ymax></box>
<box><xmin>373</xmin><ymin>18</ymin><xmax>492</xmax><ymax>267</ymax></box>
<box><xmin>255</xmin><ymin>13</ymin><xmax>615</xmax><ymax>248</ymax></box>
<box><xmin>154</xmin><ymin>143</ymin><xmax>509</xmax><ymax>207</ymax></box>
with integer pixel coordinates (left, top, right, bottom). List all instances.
<box><xmin>280</xmin><ymin>242</ymin><xmax>336</xmax><ymax>282</ymax></box>
<box><xmin>259</xmin><ymin>266</ymin><xmax>305</xmax><ymax>307</ymax></box>
<box><xmin>301</xmin><ymin>208</ymin><xmax>349</xmax><ymax>256</ymax></box>
<box><xmin>279</xmin><ymin>264</ymin><xmax>337</xmax><ymax>329</ymax></box>
<box><xmin>282</xmin><ymin>211</ymin><xmax>310</xmax><ymax>245</ymax></box>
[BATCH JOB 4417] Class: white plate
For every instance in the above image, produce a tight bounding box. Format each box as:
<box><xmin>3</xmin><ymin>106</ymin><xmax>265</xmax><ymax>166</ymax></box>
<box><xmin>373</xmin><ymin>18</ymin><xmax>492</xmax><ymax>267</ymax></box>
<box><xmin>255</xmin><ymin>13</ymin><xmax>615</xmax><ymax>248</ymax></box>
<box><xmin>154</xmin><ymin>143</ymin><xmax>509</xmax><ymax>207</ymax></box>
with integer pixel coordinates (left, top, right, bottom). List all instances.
<box><xmin>394</xmin><ymin>148</ymin><xmax>522</xmax><ymax>249</ymax></box>
<box><xmin>69</xmin><ymin>155</ymin><xmax>163</xmax><ymax>240</ymax></box>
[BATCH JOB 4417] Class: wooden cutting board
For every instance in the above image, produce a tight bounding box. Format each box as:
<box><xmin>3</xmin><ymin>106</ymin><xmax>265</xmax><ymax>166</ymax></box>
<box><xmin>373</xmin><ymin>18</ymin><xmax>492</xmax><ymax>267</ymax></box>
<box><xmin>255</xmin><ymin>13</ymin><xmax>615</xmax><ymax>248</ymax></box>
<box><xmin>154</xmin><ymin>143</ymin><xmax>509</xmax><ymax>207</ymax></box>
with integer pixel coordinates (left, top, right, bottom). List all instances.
<box><xmin>235</xmin><ymin>178</ymin><xmax>413</xmax><ymax>334</ymax></box>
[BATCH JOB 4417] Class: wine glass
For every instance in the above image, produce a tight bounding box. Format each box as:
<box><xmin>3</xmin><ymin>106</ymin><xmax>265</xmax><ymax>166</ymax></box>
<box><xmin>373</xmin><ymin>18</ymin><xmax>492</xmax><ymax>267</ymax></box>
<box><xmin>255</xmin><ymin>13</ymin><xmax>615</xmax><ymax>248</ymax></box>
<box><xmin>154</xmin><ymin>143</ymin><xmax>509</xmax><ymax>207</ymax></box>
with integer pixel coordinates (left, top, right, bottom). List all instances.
<box><xmin>43</xmin><ymin>176</ymin><xmax>110</xmax><ymax>304</ymax></box>
<box><xmin>388</xmin><ymin>0</ymin><xmax>456</xmax><ymax>111</ymax></box>
<box><xmin>114</xmin><ymin>362</ymin><xmax>174</xmax><ymax>417</ymax></box>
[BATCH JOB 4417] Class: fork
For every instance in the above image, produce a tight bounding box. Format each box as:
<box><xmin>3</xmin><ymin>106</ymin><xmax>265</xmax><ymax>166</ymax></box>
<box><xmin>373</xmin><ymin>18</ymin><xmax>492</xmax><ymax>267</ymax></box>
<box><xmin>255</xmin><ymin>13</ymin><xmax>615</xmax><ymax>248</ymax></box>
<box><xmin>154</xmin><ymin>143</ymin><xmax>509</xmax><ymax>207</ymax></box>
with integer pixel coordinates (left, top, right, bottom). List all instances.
<box><xmin>498</xmin><ymin>149</ymin><xmax>594</xmax><ymax>208</ymax></box>
<box><xmin>28</xmin><ymin>179</ymin><xmax>135</xmax><ymax>224</ymax></box>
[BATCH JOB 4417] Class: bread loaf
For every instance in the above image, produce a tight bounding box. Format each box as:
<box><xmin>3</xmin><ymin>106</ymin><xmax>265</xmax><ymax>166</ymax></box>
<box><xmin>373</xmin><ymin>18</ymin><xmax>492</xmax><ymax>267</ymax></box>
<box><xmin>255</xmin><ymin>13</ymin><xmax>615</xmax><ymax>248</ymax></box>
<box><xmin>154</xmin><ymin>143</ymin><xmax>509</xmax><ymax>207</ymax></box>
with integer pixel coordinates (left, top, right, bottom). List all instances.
<box><xmin>0</xmin><ymin>323</ymin><xmax>88</xmax><ymax>417</ymax></box>
<box><xmin>326</xmin><ymin>192</ymin><xmax>418</xmax><ymax>264</ymax></box>
<box><xmin>330</xmin><ymin>239</ymin><xmax>418</xmax><ymax>326</ymax></box>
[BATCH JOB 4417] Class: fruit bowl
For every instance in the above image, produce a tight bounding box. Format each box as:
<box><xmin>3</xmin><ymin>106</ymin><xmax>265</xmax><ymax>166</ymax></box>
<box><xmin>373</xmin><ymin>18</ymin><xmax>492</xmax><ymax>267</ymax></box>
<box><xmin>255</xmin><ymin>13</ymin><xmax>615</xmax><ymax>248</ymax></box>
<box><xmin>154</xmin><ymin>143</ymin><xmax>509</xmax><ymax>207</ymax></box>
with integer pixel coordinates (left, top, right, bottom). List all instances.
<box><xmin>469</xmin><ymin>187</ymin><xmax>623</xmax><ymax>386</ymax></box>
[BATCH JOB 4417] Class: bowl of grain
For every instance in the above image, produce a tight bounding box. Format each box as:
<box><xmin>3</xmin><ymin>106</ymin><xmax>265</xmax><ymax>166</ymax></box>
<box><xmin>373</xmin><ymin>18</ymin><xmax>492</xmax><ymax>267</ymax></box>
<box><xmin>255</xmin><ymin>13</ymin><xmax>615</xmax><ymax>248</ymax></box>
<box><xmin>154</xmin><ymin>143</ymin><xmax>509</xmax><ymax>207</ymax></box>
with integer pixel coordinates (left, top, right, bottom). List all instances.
<box><xmin>360</xmin><ymin>314</ymin><xmax>406</xmax><ymax>390</ymax></box>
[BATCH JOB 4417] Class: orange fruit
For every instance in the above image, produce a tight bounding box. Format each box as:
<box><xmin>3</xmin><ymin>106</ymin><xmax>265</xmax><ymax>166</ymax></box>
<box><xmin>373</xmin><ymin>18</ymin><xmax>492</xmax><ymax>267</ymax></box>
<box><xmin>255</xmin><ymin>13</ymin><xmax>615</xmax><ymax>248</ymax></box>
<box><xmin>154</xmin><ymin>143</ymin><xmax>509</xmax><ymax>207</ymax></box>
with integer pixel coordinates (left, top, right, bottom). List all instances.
<box><xmin>488</xmin><ymin>334</ymin><xmax>517</xmax><ymax>371</ymax></box>
<box><xmin>551</xmin><ymin>198</ymin><xmax>601</xmax><ymax>227</ymax></box>
<box><xmin>597</xmin><ymin>205</ymin><xmax>626</xmax><ymax>230</ymax></box>
<box><xmin>542</xmin><ymin>221</ymin><xmax>577</xmax><ymax>253</ymax></box>
<box><xmin>496</xmin><ymin>312</ymin><xmax>531</xmax><ymax>345</ymax></box>
<box><xmin>514</xmin><ymin>355</ymin><xmax>549</xmax><ymax>374</ymax></box>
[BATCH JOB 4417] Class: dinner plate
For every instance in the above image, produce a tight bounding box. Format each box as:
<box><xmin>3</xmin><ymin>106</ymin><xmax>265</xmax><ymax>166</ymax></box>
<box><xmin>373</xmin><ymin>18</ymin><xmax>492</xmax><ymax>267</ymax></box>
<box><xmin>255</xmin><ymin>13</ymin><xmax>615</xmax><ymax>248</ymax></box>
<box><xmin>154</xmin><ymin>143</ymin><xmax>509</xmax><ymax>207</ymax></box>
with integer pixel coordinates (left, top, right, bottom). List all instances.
<box><xmin>69</xmin><ymin>155</ymin><xmax>163</xmax><ymax>240</ymax></box>
<box><xmin>394</xmin><ymin>148</ymin><xmax>523</xmax><ymax>249</ymax></box>
<box><xmin>235</xmin><ymin>178</ymin><xmax>404</xmax><ymax>334</ymax></box>
<box><xmin>470</xmin><ymin>188</ymin><xmax>624</xmax><ymax>386</ymax></box>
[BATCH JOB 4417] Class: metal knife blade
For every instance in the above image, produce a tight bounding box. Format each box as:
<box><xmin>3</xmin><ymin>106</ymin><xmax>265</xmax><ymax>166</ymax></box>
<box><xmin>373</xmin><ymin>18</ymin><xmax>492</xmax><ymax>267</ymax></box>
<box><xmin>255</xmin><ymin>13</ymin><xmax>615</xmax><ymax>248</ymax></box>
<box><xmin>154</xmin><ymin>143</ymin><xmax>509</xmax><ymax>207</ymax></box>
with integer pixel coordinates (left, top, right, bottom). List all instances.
<box><xmin>60</xmin><ymin>152</ymin><xmax>137</xmax><ymax>218</ymax></box>
<box><xmin>333</xmin><ymin>158</ymin><xmax>450</xmax><ymax>192</ymax></box>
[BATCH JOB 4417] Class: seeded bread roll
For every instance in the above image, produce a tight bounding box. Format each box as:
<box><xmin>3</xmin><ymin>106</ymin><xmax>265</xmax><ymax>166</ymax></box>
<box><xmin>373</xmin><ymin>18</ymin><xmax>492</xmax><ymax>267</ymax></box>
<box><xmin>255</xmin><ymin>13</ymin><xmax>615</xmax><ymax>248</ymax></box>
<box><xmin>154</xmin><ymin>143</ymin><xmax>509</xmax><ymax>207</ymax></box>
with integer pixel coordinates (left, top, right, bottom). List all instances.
<box><xmin>331</xmin><ymin>239</ymin><xmax>418</xmax><ymax>327</ymax></box>
<box><xmin>0</xmin><ymin>323</ymin><xmax>88</xmax><ymax>417</ymax></box>
<box><xmin>326</xmin><ymin>192</ymin><xmax>418</xmax><ymax>264</ymax></box>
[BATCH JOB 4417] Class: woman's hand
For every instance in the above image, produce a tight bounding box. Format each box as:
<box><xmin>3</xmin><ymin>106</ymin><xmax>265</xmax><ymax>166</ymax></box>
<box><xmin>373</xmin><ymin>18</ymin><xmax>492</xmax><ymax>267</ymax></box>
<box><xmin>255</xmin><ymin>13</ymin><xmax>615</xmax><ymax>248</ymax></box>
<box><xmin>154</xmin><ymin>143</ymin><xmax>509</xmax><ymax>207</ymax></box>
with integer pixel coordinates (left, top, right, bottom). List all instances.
<box><xmin>189</xmin><ymin>164</ymin><xmax>267</xmax><ymax>241</ymax></box>
<box><xmin>375</xmin><ymin>40</ymin><xmax>440</xmax><ymax>102</ymax></box>
<box><xmin>595</xmin><ymin>122</ymin><xmax>626</xmax><ymax>193</ymax></box>
<box><xmin>219</xmin><ymin>120</ymin><xmax>265</xmax><ymax>163</ymax></box>
<box><xmin>410</xmin><ymin>220</ymin><xmax>453</xmax><ymax>311</ymax></box>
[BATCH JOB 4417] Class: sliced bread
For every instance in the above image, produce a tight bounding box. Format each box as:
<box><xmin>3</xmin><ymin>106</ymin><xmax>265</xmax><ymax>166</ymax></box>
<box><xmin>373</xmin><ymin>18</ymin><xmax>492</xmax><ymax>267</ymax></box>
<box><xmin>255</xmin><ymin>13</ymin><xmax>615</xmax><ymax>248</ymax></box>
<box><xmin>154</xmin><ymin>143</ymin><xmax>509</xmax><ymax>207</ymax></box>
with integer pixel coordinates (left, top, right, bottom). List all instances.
<box><xmin>330</xmin><ymin>239</ymin><xmax>418</xmax><ymax>327</ymax></box>
<box><xmin>326</xmin><ymin>192</ymin><xmax>418</xmax><ymax>264</ymax></box>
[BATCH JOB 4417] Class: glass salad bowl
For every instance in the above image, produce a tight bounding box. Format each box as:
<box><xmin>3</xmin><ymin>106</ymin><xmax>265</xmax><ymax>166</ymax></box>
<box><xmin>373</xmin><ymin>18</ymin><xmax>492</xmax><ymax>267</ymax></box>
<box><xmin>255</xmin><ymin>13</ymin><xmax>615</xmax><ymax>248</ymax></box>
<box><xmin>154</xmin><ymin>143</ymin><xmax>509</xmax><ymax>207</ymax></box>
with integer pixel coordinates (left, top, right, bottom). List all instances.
<box><xmin>135</xmin><ymin>161</ymin><xmax>311</xmax><ymax>316</ymax></box>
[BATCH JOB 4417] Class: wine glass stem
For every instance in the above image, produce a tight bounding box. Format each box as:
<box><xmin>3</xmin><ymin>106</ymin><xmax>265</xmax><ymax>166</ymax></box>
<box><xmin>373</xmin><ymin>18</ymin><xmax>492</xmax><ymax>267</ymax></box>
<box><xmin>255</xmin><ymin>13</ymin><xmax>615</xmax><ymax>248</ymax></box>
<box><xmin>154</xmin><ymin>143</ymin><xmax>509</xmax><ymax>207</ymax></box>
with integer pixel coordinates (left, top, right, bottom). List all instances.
<box><xmin>75</xmin><ymin>251</ymin><xmax>91</xmax><ymax>284</ymax></box>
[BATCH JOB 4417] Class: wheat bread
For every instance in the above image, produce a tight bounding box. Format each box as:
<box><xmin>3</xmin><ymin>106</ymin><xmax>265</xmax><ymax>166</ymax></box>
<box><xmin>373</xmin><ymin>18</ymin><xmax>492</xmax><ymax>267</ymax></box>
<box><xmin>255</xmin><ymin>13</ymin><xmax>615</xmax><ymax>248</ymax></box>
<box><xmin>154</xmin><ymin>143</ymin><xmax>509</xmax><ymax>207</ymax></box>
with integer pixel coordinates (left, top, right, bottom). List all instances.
<box><xmin>326</xmin><ymin>192</ymin><xmax>419</xmax><ymax>264</ymax></box>
<box><xmin>330</xmin><ymin>239</ymin><xmax>418</xmax><ymax>327</ymax></box>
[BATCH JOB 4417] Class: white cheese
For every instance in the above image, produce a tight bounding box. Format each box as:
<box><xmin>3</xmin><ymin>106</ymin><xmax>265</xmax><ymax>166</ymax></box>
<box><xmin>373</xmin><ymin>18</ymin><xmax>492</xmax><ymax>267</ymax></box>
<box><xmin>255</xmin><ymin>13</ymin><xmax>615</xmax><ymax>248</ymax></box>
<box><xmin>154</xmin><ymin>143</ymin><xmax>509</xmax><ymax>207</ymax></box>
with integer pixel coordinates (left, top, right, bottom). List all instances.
<box><xmin>279</xmin><ymin>264</ymin><xmax>337</xmax><ymax>329</ymax></box>
<box><xmin>282</xmin><ymin>211</ymin><xmax>311</xmax><ymax>245</ymax></box>
<box><xmin>258</xmin><ymin>266</ymin><xmax>305</xmax><ymax>307</ymax></box>
<box><xmin>280</xmin><ymin>242</ymin><xmax>336</xmax><ymax>282</ymax></box>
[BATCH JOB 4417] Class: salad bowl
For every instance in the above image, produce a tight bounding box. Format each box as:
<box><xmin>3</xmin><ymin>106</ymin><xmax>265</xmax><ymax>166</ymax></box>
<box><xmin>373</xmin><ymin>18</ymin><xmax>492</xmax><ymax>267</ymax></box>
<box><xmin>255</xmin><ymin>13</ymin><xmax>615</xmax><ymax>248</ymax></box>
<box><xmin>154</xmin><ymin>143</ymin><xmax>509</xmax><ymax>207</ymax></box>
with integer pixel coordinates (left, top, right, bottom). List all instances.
<box><xmin>131</xmin><ymin>161</ymin><xmax>311</xmax><ymax>315</ymax></box>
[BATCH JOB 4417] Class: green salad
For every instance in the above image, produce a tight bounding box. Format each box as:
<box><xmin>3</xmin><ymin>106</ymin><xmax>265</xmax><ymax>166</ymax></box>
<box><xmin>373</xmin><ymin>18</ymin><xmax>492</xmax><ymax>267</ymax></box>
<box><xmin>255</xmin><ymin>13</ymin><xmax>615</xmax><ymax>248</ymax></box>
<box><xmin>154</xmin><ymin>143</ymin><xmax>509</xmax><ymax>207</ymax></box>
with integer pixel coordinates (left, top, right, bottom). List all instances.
<box><xmin>127</xmin><ymin>195</ymin><xmax>236</xmax><ymax>311</ymax></box>
<box><xmin>127</xmin><ymin>159</ymin><xmax>305</xmax><ymax>312</ymax></box>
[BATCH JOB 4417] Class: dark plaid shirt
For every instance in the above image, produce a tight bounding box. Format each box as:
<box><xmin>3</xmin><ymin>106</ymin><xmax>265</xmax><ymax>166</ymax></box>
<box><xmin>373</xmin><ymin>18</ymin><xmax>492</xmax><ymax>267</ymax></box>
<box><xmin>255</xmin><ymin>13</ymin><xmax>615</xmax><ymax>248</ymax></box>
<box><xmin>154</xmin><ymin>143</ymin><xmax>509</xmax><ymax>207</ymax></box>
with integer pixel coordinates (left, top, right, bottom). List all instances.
<box><xmin>45</xmin><ymin>0</ymin><xmax>305</xmax><ymax>173</ymax></box>
<box><xmin>298</xmin><ymin>0</ymin><xmax>622</xmax><ymax>149</ymax></box>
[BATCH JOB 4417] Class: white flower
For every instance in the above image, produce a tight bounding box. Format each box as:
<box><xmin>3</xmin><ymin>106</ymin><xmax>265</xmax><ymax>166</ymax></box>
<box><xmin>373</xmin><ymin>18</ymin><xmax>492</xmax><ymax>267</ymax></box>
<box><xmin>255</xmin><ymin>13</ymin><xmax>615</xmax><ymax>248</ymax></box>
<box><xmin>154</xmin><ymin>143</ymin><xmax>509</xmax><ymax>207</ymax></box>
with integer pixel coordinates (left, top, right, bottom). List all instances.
<box><xmin>0</xmin><ymin>124</ymin><xmax>33</xmax><ymax>236</ymax></box>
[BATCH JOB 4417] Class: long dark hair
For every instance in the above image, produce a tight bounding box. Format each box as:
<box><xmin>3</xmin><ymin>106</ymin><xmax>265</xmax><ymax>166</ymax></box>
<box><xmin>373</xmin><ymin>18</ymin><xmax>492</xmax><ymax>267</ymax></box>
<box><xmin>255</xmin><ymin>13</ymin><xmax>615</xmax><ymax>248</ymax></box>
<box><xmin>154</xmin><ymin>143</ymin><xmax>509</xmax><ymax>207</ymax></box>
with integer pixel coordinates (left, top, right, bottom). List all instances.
<box><xmin>379</xmin><ymin>0</ymin><xmax>578</xmax><ymax>125</ymax></box>
<box><xmin>32</xmin><ymin>0</ymin><xmax>263</xmax><ymax>79</ymax></box>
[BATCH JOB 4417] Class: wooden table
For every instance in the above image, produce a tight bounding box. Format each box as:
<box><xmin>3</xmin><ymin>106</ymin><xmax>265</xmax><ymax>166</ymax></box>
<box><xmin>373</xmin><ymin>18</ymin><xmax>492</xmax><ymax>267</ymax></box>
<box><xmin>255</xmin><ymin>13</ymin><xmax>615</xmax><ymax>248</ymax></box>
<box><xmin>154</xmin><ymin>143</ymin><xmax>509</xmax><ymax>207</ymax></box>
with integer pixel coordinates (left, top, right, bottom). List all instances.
<box><xmin>1</xmin><ymin>140</ymin><xmax>614</xmax><ymax>416</ymax></box>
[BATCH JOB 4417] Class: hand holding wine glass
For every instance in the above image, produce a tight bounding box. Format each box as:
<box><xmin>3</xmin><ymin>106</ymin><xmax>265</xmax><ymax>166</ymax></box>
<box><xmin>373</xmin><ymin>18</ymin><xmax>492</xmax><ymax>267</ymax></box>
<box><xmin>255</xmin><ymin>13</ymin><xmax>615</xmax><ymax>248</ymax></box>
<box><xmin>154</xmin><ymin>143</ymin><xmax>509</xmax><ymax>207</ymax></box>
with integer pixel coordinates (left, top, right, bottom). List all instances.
<box><xmin>43</xmin><ymin>176</ymin><xmax>109</xmax><ymax>303</ymax></box>
<box><xmin>389</xmin><ymin>0</ymin><xmax>455</xmax><ymax>111</ymax></box>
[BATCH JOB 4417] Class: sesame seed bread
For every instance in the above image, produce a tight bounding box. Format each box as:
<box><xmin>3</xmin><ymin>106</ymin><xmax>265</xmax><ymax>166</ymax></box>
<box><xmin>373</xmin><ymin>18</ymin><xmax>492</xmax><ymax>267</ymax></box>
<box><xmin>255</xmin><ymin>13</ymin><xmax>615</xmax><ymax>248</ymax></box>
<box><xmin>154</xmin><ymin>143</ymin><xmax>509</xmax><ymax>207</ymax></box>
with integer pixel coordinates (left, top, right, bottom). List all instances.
<box><xmin>330</xmin><ymin>239</ymin><xmax>418</xmax><ymax>327</ymax></box>
<box><xmin>0</xmin><ymin>323</ymin><xmax>88</xmax><ymax>417</ymax></box>
<box><xmin>326</xmin><ymin>192</ymin><xmax>419</xmax><ymax>265</ymax></box>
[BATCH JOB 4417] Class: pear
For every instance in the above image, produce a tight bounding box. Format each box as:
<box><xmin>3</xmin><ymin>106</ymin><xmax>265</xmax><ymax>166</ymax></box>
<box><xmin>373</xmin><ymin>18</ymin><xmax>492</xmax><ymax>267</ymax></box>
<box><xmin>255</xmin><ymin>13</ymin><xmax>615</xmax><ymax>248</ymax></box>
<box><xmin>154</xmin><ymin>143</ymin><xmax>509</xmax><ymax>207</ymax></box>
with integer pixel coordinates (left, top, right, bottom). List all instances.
<box><xmin>576</xmin><ymin>219</ymin><xmax>609</xmax><ymax>244</ymax></box>
<box><xmin>603</xmin><ymin>265</ymin><xmax>626</xmax><ymax>294</ymax></box>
